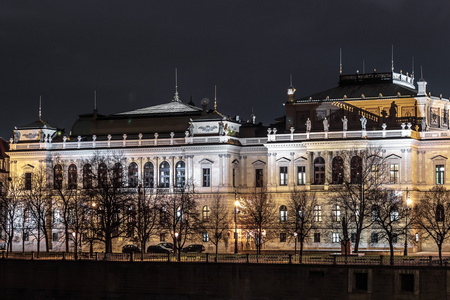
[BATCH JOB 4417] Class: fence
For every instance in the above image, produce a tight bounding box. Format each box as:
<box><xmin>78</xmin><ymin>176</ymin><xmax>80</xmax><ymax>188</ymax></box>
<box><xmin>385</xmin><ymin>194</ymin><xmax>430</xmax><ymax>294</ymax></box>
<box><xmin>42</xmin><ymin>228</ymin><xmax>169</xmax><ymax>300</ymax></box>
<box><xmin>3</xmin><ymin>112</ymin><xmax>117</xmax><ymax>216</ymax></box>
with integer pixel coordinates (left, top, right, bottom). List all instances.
<box><xmin>1</xmin><ymin>251</ymin><xmax>450</xmax><ymax>267</ymax></box>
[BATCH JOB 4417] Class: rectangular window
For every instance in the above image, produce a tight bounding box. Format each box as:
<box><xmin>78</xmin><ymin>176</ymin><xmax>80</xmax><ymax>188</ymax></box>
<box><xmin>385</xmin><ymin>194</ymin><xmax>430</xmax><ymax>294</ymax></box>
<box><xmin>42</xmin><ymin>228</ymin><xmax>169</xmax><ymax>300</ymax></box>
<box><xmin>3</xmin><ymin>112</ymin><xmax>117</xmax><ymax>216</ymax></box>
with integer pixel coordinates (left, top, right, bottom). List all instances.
<box><xmin>25</xmin><ymin>172</ymin><xmax>32</xmax><ymax>190</ymax></box>
<box><xmin>202</xmin><ymin>168</ymin><xmax>211</xmax><ymax>187</ymax></box>
<box><xmin>255</xmin><ymin>169</ymin><xmax>263</xmax><ymax>187</ymax></box>
<box><xmin>389</xmin><ymin>164</ymin><xmax>399</xmax><ymax>184</ymax></box>
<box><xmin>202</xmin><ymin>232</ymin><xmax>209</xmax><ymax>242</ymax></box>
<box><xmin>354</xmin><ymin>273</ymin><xmax>368</xmax><ymax>291</ymax></box>
<box><xmin>400</xmin><ymin>274</ymin><xmax>415</xmax><ymax>292</ymax></box>
<box><xmin>314</xmin><ymin>233</ymin><xmax>320</xmax><ymax>243</ymax></box>
<box><xmin>52</xmin><ymin>232</ymin><xmax>58</xmax><ymax>242</ymax></box>
<box><xmin>279</xmin><ymin>166</ymin><xmax>288</xmax><ymax>186</ymax></box>
<box><xmin>371</xmin><ymin>233</ymin><xmax>378</xmax><ymax>243</ymax></box>
<box><xmin>24</xmin><ymin>232</ymin><xmax>29</xmax><ymax>242</ymax></box>
<box><xmin>297</xmin><ymin>166</ymin><xmax>306</xmax><ymax>185</ymax></box>
<box><xmin>436</xmin><ymin>165</ymin><xmax>445</xmax><ymax>185</ymax></box>
<box><xmin>392</xmin><ymin>233</ymin><xmax>398</xmax><ymax>244</ymax></box>
<box><xmin>351</xmin><ymin>233</ymin><xmax>356</xmax><ymax>244</ymax></box>
<box><xmin>332</xmin><ymin>232</ymin><xmax>340</xmax><ymax>243</ymax></box>
<box><xmin>160</xmin><ymin>233</ymin><xmax>165</xmax><ymax>242</ymax></box>
<box><xmin>280</xmin><ymin>232</ymin><xmax>286</xmax><ymax>242</ymax></box>
<box><xmin>371</xmin><ymin>164</ymin><xmax>380</xmax><ymax>184</ymax></box>
<box><xmin>313</xmin><ymin>206</ymin><xmax>322</xmax><ymax>222</ymax></box>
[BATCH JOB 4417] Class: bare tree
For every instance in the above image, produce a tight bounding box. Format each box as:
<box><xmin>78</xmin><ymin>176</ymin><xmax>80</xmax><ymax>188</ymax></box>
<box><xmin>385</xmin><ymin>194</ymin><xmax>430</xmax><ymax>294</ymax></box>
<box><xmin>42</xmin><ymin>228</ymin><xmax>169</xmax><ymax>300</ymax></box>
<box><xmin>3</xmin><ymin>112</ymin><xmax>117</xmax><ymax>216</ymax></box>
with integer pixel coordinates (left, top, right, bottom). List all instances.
<box><xmin>158</xmin><ymin>185</ymin><xmax>198</xmax><ymax>260</ymax></box>
<box><xmin>370</xmin><ymin>188</ymin><xmax>410</xmax><ymax>265</ymax></box>
<box><xmin>414</xmin><ymin>186</ymin><xmax>450</xmax><ymax>265</ymax></box>
<box><xmin>0</xmin><ymin>175</ymin><xmax>23</xmax><ymax>253</ymax></box>
<box><xmin>283</xmin><ymin>189</ymin><xmax>317</xmax><ymax>262</ymax></box>
<box><xmin>328</xmin><ymin>146</ymin><xmax>388</xmax><ymax>253</ymax></box>
<box><xmin>22</xmin><ymin>164</ymin><xmax>53</xmax><ymax>253</ymax></box>
<box><xmin>238</xmin><ymin>188</ymin><xmax>277</xmax><ymax>255</ymax></box>
<box><xmin>199</xmin><ymin>194</ymin><xmax>231</xmax><ymax>260</ymax></box>
<box><xmin>82</xmin><ymin>153</ymin><xmax>134</xmax><ymax>253</ymax></box>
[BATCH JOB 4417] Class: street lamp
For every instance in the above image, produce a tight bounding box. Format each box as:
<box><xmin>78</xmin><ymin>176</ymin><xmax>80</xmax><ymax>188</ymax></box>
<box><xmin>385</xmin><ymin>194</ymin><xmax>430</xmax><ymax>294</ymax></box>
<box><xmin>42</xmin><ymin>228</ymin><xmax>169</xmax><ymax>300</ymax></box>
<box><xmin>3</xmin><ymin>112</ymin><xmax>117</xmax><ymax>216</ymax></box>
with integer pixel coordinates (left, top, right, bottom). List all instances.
<box><xmin>234</xmin><ymin>200</ymin><xmax>239</xmax><ymax>254</ymax></box>
<box><xmin>404</xmin><ymin>190</ymin><xmax>412</xmax><ymax>256</ymax></box>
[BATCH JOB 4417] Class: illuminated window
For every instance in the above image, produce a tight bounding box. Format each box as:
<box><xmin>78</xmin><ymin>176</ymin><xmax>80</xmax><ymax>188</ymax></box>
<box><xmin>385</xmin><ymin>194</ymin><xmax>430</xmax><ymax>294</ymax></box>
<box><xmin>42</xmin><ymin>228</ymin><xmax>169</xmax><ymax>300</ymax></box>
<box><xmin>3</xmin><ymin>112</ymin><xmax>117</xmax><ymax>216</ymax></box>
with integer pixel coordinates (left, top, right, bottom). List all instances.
<box><xmin>159</xmin><ymin>162</ymin><xmax>170</xmax><ymax>188</ymax></box>
<box><xmin>175</xmin><ymin>161</ymin><xmax>185</xmax><ymax>187</ymax></box>
<box><xmin>128</xmin><ymin>162</ymin><xmax>138</xmax><ymax>187</ymax></box>
<box><xmin>144</xmin><ymin>162</ymin><xmax>154</xmax><ymax>188</ymax></box>
<box><xmin>279</xmin><ymin>205</ymin><xmax>287</xmax><ymax>222</ymax></box>
<box><xmin>202</xmin><ymin>206</ymin><xmax>210</xmax><ymax>222</ymax></box>
<box><xmin>332</xmin><ymin>232</ymin><xmax>340</xmax><ymax>243</ymax></box>
<box><xmin>203</xmin><ymin>232</ymin><xmax>209</xmax><ymax>242</ymax></box>
<box><xmin>332</xmin><ymin>205</ymin><xmax>341</xmax><ymax>222</ymax></box>
<box><xmin>297</xmin><ymin>166</ymin><xmax>306</xmax><ymax>185</ymax></box>
<box><xmin>436</xmin><ymin>165</ymin><xmax>445</xmax><ymax>185</ymax></box>
<box><xmin>390</xmin><ymin>164</ymin><xmax>399</xmax><ymax>184</ymax></box>
<box><xmin>390</xmin><ymin>205</ymin><xmax>399</xmax><ymax>221</ymax></box>
<box><xmin>279</xmin><ymin>166</ymin><xmax>288</xmax><ymax>186</ymax></box>
<box><xmin>313</xmin><ymin>205</ymin><xmax>322</xmax><ymax>222</ymax></box>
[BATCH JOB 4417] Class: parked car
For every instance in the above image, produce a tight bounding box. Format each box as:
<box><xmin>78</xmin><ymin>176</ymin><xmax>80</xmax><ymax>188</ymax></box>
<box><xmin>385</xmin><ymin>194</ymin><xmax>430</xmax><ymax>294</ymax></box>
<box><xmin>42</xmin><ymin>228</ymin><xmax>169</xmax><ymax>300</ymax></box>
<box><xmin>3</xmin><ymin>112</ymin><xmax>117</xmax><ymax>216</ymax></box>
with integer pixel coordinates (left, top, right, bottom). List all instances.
<box><xmin>147</xmin><ymin>245</ymin><xmax>173</xmax><ymax>253</ymax></box>
<box><xmin>181</xmin><ymin>244</ymin><xmax>205</xmax><ymax>253</ymax></box>
<box><xmin>122</xmin><ymin>244</ymin><xmax>142</xmax><ymax>254</ymax></box>
<box><xmin>158</xmin><ymin>242</ymin><xmax>174</xmax><ymax>251</ymax></box>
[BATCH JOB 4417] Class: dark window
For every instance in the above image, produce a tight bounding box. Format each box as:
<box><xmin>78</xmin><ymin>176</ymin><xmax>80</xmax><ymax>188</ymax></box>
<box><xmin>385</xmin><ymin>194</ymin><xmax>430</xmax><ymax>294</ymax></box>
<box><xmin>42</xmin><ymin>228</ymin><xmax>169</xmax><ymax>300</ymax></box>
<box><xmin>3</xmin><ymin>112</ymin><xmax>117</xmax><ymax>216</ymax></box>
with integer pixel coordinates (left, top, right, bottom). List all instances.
<box><xmin>280</xmin><ymin>232</ymin><xmax>286</xmax><ymax>242</ymax></box>
<box><xmin>279</xmin><ymin>166</ymin><xmax>288</xmax><ymax>186</ymax></box>
<box><xmin>314</xmin><ymin>157</ymin><xmax>325</xmax><ymax>185</ymax></box>
<box><xmin>54</xmin><ymin>164</ymin><xmax>63</xmax><ymax>189</ymax></box>
<box><xmin>98</xmin><ymin>163</ymin><xmax>107</xmax><ymax>187</ymax></box>
<box><xmin>232</xmin><ymin>169</ymin><xmax>236</xmax><ymax>187</ymax></box>
<box><xmin>400</xmin><ymin>274</ymin><xmax>414</xmax><ymax>292</ymax></box>
<box><xmin>314</xmin><ymin>233</ymin><xmax>320</xmax><ymax>243</ymax></box>
<box><xmin>436</xmin><ymin>165</ymin><xmax>445</xmax><ymax>185</ymax></box>
<box><xmin>436</xmin><ymin>204</ymin><xmax>445</xmax><ymax>222</ymax></box>
<box><xmin>351</xmin><ymin>233</ymin><xmax>356</xmax><ymax>244</ymax></box>
<box><xmin>159</xmin><ymin>162</ymin><xmax>170</xmax><ymax>188</ymax></box>
<box><xmin>83</xmin><ymin>164</ymin><xmax>92</xmax><ymax>189</ymax></box>
<box><xmin>160</xmin><ymin>233</ymin><xmax>165</xmax><ymax>242</ymax></box>
<box><xmin>68</xmin><ymin>164</ymin><xmax>77</xmax><ymax>189</ymax></box>
<box><xmin>144</xmin><ymin>162</ymin><xmax>154</xmax><ymax>188</ymax></box>
<box><xmin>371</xmin><ymin>232</ymin><xmax>378</xmax><ymax>243</ymax></box>
<box><xmin>52</xmin><ymin>232</ymin><xmax>59</xmax><ymax>242</ymax></box>
<box><xmin>23</xmin><ymin>232</ymin><xmax>29</xmax><ymax>241</ymax></box>
<box><xmin>175</xmin><ymin>161</ymin><xmax>185</xmax><ymax>187</ymax></box>
<box><xmin>351</xmin><ymin>156</ymin><xmax>362</xmax><ymax>184</ymax></box>
<box><xmin>354</xmin><ymin>273</ymin><xmax>368</xmax><ymax>291</ymax></box>
<box><xmin>390</xmin><ymin>164</ymin><xmax>399</xmax><ymax>184</ymax></box>
<box><xmin>372</xmin><ymin>205</ymin><xmax>380</xmax><ymax>221</ymax></box>
<box><xmin>392</xmin><ymin>233</ymin><xmax>398</xmax><ymax>244</ymax></box>
<box><xmin>24</xmin><ymin>172</ymin><xmax>32</xmax><ymax>190</ymax></box>
<box><xmin>332</xmin><ymin>156</ymin><xmax>344</xmax><ymax>184</ymax></box>
<box><xmin>256</xmin><ymin>169</ymin><xmax>263</xmax><ymax>187</ymax></box>
<box><xmin>202</xmin><ymin>168</ymin><xmax>211</xmax><ymax>187</ymax></box>
<box><xmin>113</xmin><ymin>163</ymin><xmax>123</xmax><ymax>188</ymax></box>
<box><xmin>297</xmin><ymin>166</ymin><xmax>306</xmax><ymax>185</ymax></box>
<box><xmin>128</xmin><ymin>162</ymin><xmax>138</xmax><ymax>187</ymax></box>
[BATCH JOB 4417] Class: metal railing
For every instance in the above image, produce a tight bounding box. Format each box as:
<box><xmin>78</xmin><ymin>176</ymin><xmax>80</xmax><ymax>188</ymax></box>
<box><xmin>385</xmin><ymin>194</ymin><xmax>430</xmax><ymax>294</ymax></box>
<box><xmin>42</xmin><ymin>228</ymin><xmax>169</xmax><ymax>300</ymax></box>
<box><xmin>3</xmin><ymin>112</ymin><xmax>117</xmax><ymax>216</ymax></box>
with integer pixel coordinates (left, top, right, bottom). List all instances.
<box><xmin>1</xmin><ymin>251</ymin><xmax>450</xmax><ymax>267</ymax></box>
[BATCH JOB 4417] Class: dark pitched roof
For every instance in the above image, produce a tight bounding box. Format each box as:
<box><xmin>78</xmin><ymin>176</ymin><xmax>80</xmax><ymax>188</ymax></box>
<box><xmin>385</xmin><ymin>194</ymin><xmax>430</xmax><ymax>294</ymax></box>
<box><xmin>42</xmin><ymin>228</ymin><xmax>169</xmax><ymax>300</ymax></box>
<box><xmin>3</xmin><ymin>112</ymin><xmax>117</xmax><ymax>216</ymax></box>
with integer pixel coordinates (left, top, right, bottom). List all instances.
<box><xmin>18</xmin><ymin>119</ymin><xmax>57</xmax><ymax>130</ymax></box>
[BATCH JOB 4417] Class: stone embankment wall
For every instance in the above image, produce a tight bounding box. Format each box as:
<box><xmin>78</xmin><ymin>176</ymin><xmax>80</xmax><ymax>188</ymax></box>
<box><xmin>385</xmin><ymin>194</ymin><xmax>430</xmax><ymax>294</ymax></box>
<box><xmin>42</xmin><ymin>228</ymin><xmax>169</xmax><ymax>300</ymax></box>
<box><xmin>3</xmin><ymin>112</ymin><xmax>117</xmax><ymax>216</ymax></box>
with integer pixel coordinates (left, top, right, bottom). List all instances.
<box><xmin>0</xmin><ymin>260</ymin><xmax>449</xmax><ymax>299</ymax></box>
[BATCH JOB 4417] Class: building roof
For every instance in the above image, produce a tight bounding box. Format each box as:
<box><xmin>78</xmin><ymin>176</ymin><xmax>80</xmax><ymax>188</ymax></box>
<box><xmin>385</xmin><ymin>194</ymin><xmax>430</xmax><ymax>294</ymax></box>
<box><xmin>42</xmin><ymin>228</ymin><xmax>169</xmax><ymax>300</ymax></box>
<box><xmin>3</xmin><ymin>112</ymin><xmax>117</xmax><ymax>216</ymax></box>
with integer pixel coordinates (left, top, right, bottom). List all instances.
<box><xmin>114</xmin><ymin>101</ymin><xmax>202</xmax><ymax>116</ymax></box>
<box><xmin>297</xmin><ymin>72</ymin><xmax>417</xmax><ymax>101</ymax></box>
<box><xmin>17</xmin><ymin>119</ymin><xmax>57</xmax><ymax>130</ymax></box>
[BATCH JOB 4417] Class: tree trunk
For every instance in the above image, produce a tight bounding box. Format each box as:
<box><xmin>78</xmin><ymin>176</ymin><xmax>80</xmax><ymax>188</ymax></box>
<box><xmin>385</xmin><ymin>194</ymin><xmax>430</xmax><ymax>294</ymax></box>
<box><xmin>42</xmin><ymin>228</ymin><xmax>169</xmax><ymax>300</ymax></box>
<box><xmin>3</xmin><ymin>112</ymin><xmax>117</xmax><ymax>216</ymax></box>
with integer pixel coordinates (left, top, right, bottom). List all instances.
<box><xmin>438</xmin><ymin>242</ymin><xmax>443</xmax><ymax>266</ymax></box>
<box><xmin>65</xmin><ymin>226</ymin><xmax>69</xmax><ymax>252</ymax></box>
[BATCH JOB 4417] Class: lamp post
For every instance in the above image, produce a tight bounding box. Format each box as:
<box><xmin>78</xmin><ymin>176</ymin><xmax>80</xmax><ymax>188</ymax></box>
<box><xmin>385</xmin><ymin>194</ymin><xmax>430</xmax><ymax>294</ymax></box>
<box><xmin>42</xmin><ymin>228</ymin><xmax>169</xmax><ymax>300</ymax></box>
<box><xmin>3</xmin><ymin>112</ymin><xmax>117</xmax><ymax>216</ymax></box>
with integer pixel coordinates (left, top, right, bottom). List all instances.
<box><xmin>404</xmin><ymin>190</ymin><xmax>412</xmax><ymax>256</ymax></box>
<box><xmin>234</xmin><ymin>200</ymin><xmax>239</xmax><ymax>254</ymax></box>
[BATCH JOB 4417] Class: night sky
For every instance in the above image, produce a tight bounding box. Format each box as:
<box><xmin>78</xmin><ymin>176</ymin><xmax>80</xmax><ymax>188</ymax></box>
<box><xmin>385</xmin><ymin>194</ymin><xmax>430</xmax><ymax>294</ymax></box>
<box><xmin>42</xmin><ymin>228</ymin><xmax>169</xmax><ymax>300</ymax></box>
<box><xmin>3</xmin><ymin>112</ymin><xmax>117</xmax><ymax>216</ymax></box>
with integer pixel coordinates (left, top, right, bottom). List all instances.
<box><xmin>1</xmin><ymin>0</ymin><xmax>450</xmax><ymax>140</ymax></box>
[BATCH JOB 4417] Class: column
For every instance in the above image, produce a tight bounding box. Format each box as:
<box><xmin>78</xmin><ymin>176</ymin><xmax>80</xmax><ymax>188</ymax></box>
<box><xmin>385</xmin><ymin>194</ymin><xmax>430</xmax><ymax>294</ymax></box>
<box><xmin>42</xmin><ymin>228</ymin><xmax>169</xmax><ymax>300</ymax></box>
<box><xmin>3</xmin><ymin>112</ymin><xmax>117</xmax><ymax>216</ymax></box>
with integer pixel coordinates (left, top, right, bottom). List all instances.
<box><xmin>306</xmin><ymin>151</ymin><xmax>312</xmax><ymax>186</ymax></box>
<box><xmin>242</xmin><ymin>156</ymin><xmax>247</xmax><ymax>187</ymax></box>
<box><xmin>219</xmin><ymin>154</ymin><xmax>224</xmax><ymax>186</ymax></box>
<box><xmin>224</xmin><ymin>154</ymin><xmax>231</xmax><ymax>187</ymax></box>
<box><xmin>290</xmin><ymin>152</ymin><xmax>295</xmax><ymax>186</ymax></box>
<box><xmin>155</xmin><ymin>157</ymin><xmax>159</xmax><ymax>187</ymax></box>
<box><xmin>401</xmin><ymin>149</ymin><xmax>406</xmax><ymax>184</ymax></box>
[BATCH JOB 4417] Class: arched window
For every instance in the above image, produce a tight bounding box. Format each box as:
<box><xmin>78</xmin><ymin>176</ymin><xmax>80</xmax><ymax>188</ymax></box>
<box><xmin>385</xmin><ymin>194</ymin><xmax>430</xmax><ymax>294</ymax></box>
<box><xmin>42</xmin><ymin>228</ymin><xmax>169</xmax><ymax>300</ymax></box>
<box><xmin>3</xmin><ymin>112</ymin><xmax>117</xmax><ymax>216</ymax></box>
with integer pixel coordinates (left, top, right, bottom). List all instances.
<box><xmin>436</xmin><ymin>204</ymin><xmax>445</xmax><ymax>222</ymax></box>
<box><xmin>202</xmin><ymin>205</ymin><xmax>210</xmax><ymax>221</ymax></box>
<box><xmin>296</xmin><ymin>206</ymin><xmax>304</xmax><ymax>221</ymax></box>
<box><xmin>314</xmin><ymin>157</ymin><xmax>325</xmax><ymax>185</ymax></box>
<box><xmin>332</xmin><ymin>205</ymin><xmax>341</xmax><ymax>222</ymax></box>
<box><xmin>176</xmin><ymin>207</ymin><xmax>183</xmax><ymax>222</ymax></box>
<box><xmin>68</xmin><ymin>164</ymin><xmax>77</xmax><ymax>189</ymax></box>
<box><xmin>279</xmin><ymin>205</ymin><xmax>287</xmax><ymax>222</ymax></box>
<box><xmin>128</xmin><ymin>162</ymin><xmax>138</xmax><ymax>187</ymax></box>
<box><xmin>390</xmin><ymin>205</ymin><xmax>399</xmax><ymax>221</ymax></box>
<box><xmin>371</xmin><ymin>205</ymin><xmax>380</xmax><ymax>221</ymax></box>
<box><xmin>98</xmin><ymin>163</ymin><xmax>107</xmax><ymax>187</ymax></box>
<box><xmin>54</xmin><ymin>164</ymin><xmax>63</xmax><ymax>189</ymax></box>
<box><xmin>159</xmin><ymin>161</ymin><xmax>170</xmax><ymax>188</ymax></box>
<box><xmin>113</xmin><ymin>163</ymin><xmax>123</xmax><ymax>188</ymax></box>
<box><xmin>351</xmin><ymin>156</ymin><xmax>362</xmax><ymax>184</ymax></box>
<box><xmin>175</xmin><ymin>161</ymin><xmax>185</xmax><ymax>187</ymax></box>
<box><xmin>83</xmin><ymin>164</ymin><xmax>92</xmax><ymax>189</ymax></box>
<box><xmin>144</xmin><ymin>162</ymin><xmax>154</xmax><ymax>188</ymax></box>
<box><xmin>332</xmin><ymin>156</ymin><xmax>344</xmax><ymax>184</ymax></box>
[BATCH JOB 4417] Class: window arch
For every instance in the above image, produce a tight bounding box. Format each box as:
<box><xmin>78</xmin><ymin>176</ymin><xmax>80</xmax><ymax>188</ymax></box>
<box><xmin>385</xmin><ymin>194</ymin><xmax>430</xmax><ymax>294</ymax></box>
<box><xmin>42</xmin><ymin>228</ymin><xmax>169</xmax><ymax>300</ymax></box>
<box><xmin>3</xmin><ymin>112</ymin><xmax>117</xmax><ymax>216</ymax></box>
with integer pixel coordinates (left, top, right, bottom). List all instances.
<box><xmin>314</xmin><ymin>157</ymin><xmax>325</xmax><ymax>185</ymax></box>
<box><xmin>175</xmin><ymin>161</ymin><xmax>185</xmax><ymax>187</ymax></box>
<box><xmin>98</xmin><ymin>163</ymin><xmax>107</xmax><ymax>187</ymax></box>
<box><xmin>83</xmin><ymin>164</ymin><xmax>92</xmax><ymax>189</ymax></box>
<box><xmin>202</xmin><ymin>205</ymin><xmax>210</xmax><ymax>221</ymax></box>
<box><xmin>144</xmin><ymin>162</ymin><xmax>154</xmax><ymax>188</ymax></box>
<box><xmin>350</xmin><ymin>156</ymin><xmax>362</xmax><ymax>184</ymax></box>
<box><xmin>436</xmin><ymin>204</ymin><xmax>445</xmax><ymax>222</ymax></box>
<box><xmin>279</xmin><ymin>205</ymin><xmax>287</xmax><ymax>222</ymax></box>
<box><xmin>54</xmin><ymin>164</ymin><xmax>63</xmax><ymax>189</ymax></box>
<box><xmin>68</xmin><ymin>164</ymin><xmax>77</xmax><ymax>189</ymax></box>
<box><xmin>332</xmin><ymin>156</ymin><xmax>344</xmax><ymax>184</ymax></box>
<box><xmin>159</xmin><ymin>161</ymin><xmax>170</xmax><ymax>188</ymax></box>
<box><xmin>128</xmin><ymin>162</ymin><xmax>138</xmax><ymax>187</ymax></box>
<box><xmin>113</xmin><ymin>163</ymin><xmax>123</xmax><ymax>188</ymax></box>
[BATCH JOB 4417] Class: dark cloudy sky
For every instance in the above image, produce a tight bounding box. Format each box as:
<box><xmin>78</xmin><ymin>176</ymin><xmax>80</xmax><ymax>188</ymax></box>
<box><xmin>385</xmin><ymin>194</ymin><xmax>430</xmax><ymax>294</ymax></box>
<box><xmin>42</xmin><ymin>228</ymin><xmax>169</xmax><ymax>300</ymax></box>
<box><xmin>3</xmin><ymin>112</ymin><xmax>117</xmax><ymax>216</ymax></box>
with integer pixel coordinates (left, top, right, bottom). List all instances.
<box><xmin>1</xmin><ymin>0</ymin><xmax>450</xmax><ymax>139</ymax></box>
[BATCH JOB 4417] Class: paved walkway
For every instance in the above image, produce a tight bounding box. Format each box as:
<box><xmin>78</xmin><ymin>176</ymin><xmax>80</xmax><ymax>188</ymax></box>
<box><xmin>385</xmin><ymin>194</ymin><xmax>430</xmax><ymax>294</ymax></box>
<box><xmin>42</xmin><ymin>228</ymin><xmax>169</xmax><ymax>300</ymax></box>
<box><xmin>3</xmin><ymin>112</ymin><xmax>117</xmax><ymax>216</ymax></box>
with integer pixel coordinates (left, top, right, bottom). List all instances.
<box><xmin>410</xmin><ymin>251</ymin><xmax>450</xmax><ymax>256</ymax></box>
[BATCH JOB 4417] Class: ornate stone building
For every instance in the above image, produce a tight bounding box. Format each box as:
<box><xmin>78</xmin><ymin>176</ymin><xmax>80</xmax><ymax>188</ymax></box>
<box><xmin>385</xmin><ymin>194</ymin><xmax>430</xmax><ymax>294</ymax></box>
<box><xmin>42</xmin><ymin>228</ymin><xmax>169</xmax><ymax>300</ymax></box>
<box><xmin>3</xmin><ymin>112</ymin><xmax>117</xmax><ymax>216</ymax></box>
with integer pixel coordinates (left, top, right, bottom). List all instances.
<box><xmin>6</xmin><ymin>69</ymin><xmax>450</xmax><ymax>253</ymax></box>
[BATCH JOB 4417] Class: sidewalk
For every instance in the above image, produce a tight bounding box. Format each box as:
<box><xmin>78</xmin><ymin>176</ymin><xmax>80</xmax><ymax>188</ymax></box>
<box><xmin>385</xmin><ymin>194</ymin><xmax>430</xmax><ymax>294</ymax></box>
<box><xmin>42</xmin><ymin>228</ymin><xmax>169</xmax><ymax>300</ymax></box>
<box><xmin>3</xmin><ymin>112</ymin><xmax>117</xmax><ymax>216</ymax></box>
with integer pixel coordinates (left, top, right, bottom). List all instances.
<box><xmin>410</xmin><ymin>251</ymin><xmax>450</xmax><ymax>256</ymax></box>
